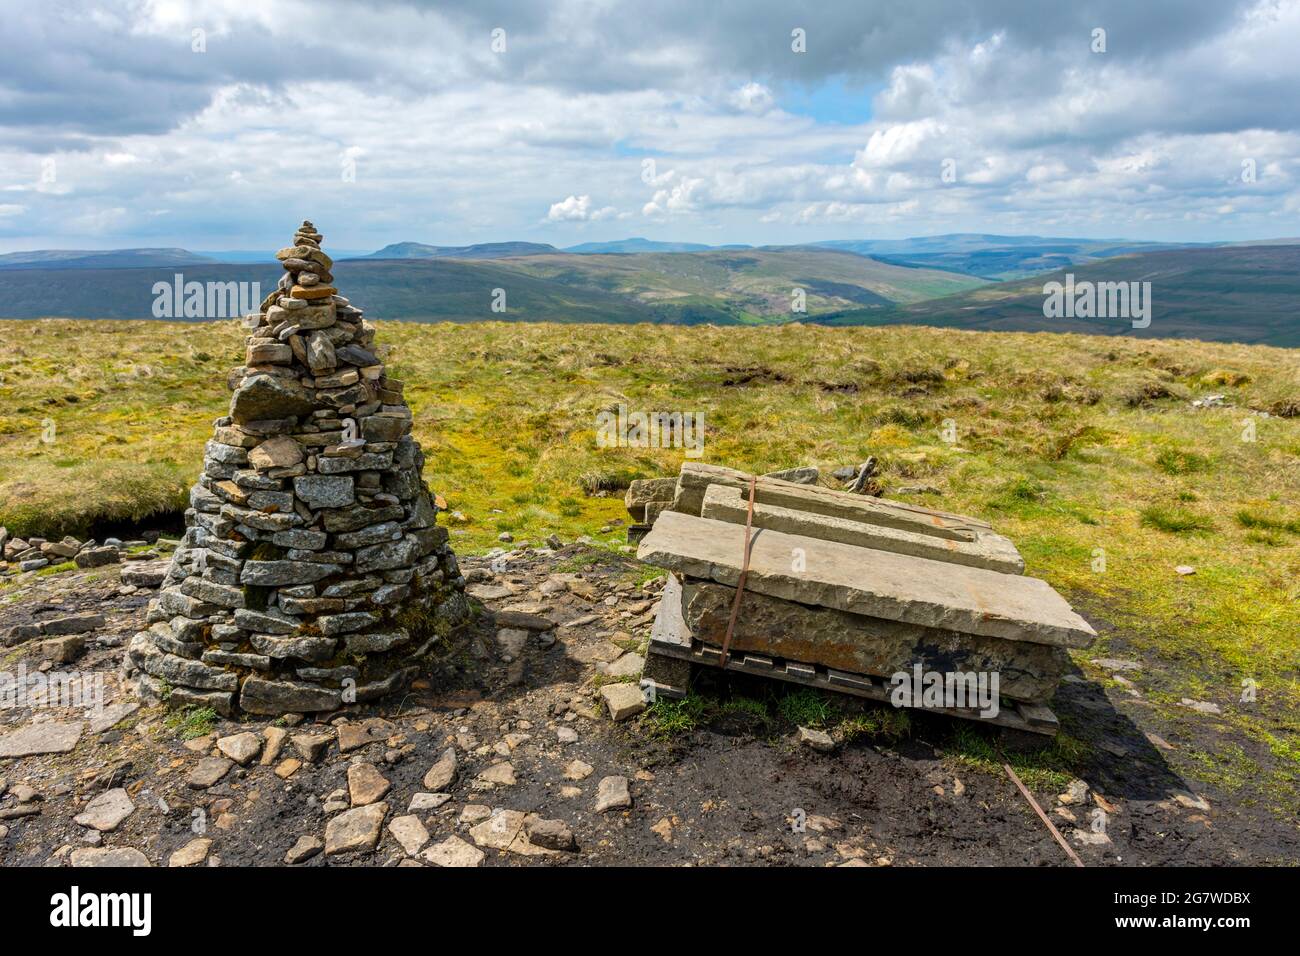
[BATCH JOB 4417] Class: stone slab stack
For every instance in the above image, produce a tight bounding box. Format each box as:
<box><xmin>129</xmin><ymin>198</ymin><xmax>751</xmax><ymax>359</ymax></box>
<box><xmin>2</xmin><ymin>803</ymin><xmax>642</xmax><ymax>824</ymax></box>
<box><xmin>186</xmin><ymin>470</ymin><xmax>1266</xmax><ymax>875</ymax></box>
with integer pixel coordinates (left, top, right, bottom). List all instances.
<box><xmin>124</xmin><ymin>221</ymin><xmax>468</xmax><ymax>717</ymax></box>
<box><xmin>635</xmin><ymin>463</ymin><xmax>1096</xmax><ymax>734</ymax></box>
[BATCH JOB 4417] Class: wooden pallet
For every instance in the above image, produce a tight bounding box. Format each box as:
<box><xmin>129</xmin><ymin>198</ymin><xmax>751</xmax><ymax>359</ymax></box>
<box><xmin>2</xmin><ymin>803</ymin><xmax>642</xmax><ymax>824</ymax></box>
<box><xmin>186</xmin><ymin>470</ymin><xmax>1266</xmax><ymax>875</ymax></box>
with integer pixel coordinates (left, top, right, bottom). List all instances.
<box><xmin>645</xmin><ymin>629</ymin><xmax>1059</xmax><ymax>736</ymax></box>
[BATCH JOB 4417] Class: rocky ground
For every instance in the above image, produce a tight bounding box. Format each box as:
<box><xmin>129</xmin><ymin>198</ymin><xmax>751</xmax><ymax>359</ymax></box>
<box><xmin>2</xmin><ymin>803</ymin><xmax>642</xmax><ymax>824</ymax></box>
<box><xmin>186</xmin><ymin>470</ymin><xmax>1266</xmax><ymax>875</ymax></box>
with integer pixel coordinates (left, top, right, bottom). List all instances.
<box><xmin>0</xmin><ymin>538</ymin><xmax>1295</xmax><ymax>867</ymax></box>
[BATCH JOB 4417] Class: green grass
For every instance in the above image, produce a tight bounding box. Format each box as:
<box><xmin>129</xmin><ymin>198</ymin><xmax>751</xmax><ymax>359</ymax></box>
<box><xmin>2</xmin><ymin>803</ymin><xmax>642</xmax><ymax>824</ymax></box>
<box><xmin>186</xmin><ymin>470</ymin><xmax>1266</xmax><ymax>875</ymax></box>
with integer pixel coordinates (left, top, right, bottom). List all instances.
<box><xmin>162</xmin><ymin>705</ymin><xmax>218</xmax><ymax>741</ymax></box>
<box><xmin>943</xmin><ymin>723</ymin><xmax>1091</xmax><ymax>792</ymax></box>
<box><xmin>1</xmin><ymin>317</ymin><xmax>1297</xmax><ymax>806</ymax></box>
<box><xmin>835</xmin><ymin>708</ymin><xmax>912</xmax><ymax>743</ymax></box>
<box><xmin>1235</xmin><ymin>508</ymin><xmax>1300</xmax><ymax>535</ymax></box>
<box><xmin>1139</xmin><ymin>504</ymin><xmax>1216</xmax><ymax>534</ymax></box>
<box><xmin>1154</xmin><ymin>447</ymin><xmax>1211</xmax><ymax>475</ymax></box>
<box><xmin>644</xmin><ymin>696</ymin><xmax>710</xmax><ymax>740</ymax></box>
<box><xmin>775</xmin><ymin>687</ymin><xmax>840</xmax><ymax>728</ymax></box>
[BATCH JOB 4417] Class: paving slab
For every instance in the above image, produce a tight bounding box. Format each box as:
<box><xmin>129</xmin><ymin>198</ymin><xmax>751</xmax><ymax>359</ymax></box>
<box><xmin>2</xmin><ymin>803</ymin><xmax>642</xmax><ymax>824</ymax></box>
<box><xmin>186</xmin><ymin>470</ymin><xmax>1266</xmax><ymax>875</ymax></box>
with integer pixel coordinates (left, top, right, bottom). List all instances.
<box><xmin>0</xmin><ymin>721</ymin><xmax>83</xmax><ymax>758</ymax></box>
<box><xmin>700</xmin><ymin>483</ymin><xmax>1023</xmax><ymax>573</ymax></box>
<box><xmin>671</xmin><ymin>462</ymin><xmax>992</xmax><ymax>536</ymax></box>
<box><xmin>638</xmin><ymin>511</ymin><xmax>1096</xmax><ymax>648</ymax></box>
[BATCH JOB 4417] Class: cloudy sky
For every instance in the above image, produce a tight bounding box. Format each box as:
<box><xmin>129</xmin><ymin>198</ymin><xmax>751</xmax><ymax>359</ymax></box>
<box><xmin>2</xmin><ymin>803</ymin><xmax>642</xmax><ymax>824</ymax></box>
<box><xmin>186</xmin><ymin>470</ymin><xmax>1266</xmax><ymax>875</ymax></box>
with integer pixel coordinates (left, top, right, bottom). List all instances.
<box><xmin>2</xmin><ymin>0</ymin><xmax>1299</xmax><ymax>252</ymax></box>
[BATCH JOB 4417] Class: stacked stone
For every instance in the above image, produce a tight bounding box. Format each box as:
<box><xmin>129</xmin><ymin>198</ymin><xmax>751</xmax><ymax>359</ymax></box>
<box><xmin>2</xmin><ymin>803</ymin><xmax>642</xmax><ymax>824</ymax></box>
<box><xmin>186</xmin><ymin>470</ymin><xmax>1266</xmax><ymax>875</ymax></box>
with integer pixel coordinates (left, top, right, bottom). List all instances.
<box><xmin>636</xmin><ymin>463</ymin><xmax>1097</xmax><ymax>735</ymax></box>
<box><xmin>125</xmin><ymin>221</ymin><xmax>468</xmax><ymax>716</ymax></box>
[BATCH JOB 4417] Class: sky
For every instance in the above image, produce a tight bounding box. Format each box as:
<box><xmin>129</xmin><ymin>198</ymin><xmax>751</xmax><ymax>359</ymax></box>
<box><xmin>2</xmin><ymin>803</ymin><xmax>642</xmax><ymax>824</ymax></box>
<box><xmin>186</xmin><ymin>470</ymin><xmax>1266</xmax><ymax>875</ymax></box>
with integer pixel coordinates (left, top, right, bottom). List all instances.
<box><xmin>2</xmin><ymin>0</ymin><xmax>1299</xmax><ymax>252</ymax></box>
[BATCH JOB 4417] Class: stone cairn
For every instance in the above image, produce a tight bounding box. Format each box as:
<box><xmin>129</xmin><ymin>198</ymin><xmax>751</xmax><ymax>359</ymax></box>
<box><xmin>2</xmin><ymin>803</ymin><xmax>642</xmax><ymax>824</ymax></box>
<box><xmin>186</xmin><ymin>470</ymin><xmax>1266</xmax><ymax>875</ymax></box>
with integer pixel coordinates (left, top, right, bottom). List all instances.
<box><xmin>125</xmin><ymin>221</ymin><xmax>468</xmax><ymax>716</ymax></box>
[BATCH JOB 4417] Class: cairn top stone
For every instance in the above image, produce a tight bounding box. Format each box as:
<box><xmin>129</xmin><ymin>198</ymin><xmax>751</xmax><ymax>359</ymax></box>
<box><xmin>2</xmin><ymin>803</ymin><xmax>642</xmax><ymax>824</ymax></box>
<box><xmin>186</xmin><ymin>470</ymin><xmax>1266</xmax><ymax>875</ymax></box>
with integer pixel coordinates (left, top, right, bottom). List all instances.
<box><xmin>125</xmin><ymin>221</ymin><xmax>468</xmax><ymax>717</ymax></box>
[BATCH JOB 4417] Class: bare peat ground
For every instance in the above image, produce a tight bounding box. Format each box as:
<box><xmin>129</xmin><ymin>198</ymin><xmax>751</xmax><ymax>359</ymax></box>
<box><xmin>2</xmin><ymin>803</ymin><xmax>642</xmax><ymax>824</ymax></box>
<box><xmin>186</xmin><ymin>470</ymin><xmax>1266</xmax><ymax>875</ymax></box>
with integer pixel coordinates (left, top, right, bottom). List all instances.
<box><xmin>0</xmin><ymin>542</ymin><xmax>1295</xmax><ymax>867</ymax></box>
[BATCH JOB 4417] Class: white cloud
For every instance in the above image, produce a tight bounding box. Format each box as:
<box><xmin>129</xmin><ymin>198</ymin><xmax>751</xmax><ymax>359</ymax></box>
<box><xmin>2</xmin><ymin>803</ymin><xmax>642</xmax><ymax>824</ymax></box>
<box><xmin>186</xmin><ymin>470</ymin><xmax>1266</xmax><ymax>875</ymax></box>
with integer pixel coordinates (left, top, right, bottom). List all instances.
<box><xmin>547</xmin><ymin>194</ymin><xmax>616</xmax><ymax>221</ymax></box>
<box><xmin>1</xmin><ymin>0</ymin><xmax>1298</xmax><ymax>248</ymax></box>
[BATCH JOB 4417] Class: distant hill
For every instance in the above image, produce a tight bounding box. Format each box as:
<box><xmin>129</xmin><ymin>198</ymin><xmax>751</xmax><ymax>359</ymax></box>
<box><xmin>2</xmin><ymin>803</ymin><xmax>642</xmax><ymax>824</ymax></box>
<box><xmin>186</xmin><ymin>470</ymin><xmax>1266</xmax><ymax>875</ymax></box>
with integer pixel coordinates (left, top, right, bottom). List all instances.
<box><xmin>0</xmin><ymin>248</ymin><xmax>217</xmax><ymax>270</ymax></box>
<box><xmin>0</xmin><ymin>248</ymin><xmax>983</xmax><ymax>324</ymax></box>
<box><xmin>806</xmin><ymin>234</ymin><xmax>1202</xmax><ymax>280</ymax></box>
<box><xmin>360</xmin><ymin>241</ymin><xmax>558</xmax><ymax>260</ymax></box>
<box><xmin>817</xmin><ymin>244</ymin><xmax>1300</xmax><ymax>347</ymax></box>
<box><xmin>498</xmin><ymin>249</ymin><xmax>982</xmax><ymax>317</ymax></box>
<box><xmin>564</xmin><ymin>238</ymin><xmax>720</xmax><ymax>254</ymax></box>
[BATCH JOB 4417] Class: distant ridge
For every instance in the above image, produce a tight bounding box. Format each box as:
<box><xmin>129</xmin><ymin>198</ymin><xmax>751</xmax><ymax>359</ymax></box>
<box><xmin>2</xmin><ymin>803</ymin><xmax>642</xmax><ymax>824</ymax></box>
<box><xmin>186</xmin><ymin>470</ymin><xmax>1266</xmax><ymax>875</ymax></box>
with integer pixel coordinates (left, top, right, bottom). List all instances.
<box><xmin>563</xmin><ymin>237</ymin><xmax>722</xmax><ymax>254</ymax></box>
<box><xmin>359</xmin><ymin>241</ymin><xmax>557</xmax><ymax>260</ymax></box>
<box><xmin>0</xmin><ymin>248</ymin><xmax>217</xmax><ymax>270</ymax></box>
<box><xmin>815</xmin><ymin>244</ymin><xmax>1300</xmax><ymax>347</ymax></box>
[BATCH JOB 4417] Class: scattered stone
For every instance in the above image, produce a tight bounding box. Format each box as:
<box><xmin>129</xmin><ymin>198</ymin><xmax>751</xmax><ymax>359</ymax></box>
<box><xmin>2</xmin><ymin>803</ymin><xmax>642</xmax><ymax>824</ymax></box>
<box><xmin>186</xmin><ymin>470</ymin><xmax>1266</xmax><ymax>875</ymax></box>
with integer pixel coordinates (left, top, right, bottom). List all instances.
<box><xmin>1091</xmin><ymin>658</ymin><xmax>1141</xmax><ymax>672</ymax></box>
<box><xmin>75</xmin><ymin>546</ymin><xmax>120</xmax><ymax>569</ymax></box>
<box><xmin>337</xmin><ymin>717</ymin><xmax>396</xmax><ymax>753</ymax></box>
<box><xmin>408</xmin><ymin>792</ymin><xmax>452</xmax><ymax>812</ymax></box>
<box><xmin>285</xmin><ymin>835</ymin><xmax>324</xmax><ymax>864</ymax></box>
<box><xmin>74</xmin><ymin>788</ymin><xmax>135</xmax><ymax>832</ymax></box>
<box><xmin>476</xmin><ymin>762</ymin><xmax>516</xmax><ymax>787</ymax></box>
<box><xmin>422</xmin><ymin>747</ymin><xmax>458</xmax><ymax>791</ymax></box>
<box><xmin>0</xmin><ymin>721</ymin><xmax>83</xmax><ymax>758</ymax></box>
<box><xmin>387</xmin><ymin>814</ymin><xmax>430</xmax><ymax>855</ymax></box>
<box><xmin>1058</xmin><ymin>779</ymin><xmax>1090</xmax><ymax>806</ymax></box>
<box><xmin>168</xmin><ymin>838</ymin><xmax>212</xmax><ymax>867</ymax></box>
<box><xmin>603</xmin><ymin>652</ymin><xmax>645</xmax><ymax>678</ymax></box>
<box><xmin>325</xmin><ymin>802</ymin><xmax>388</xmax><ymax>855</ymax></box>
<box><xmin>600</xmin><ymin>682</ymin><xmax>646</xmax><ymax>721</ymax></box>
<box><xmin>1173</xmin><ymin>791</ymin><xmax>1212</xmax><ymax>812</ymax></box>
<box><xmin>292</xmin><ymin>733</ymin><xmax>332</xmax><ymax>762</ymax></box>
<box><xmin>469</xmin><ymin>809</ymin><xmax>526</xmax><ymax>851</ymax></box>
<box><xmin>524</xmin><ymin>817</ymin><xmax>576</xmax><ymax>852</ymax></box>
<box><xmin>595</xmin><ymin>775</ymin><xmax>631</xmax><ymax>812</ymax></box>
<box><xmin>422</xmin><ymin>835</ymin><xmax>484</xmax><ymax>867</ymax></box>
<box><xmin>88</xmin><ymin>701</ymin><xmax>139</xmax><ymax>734</ymax></box>
<box><xmin>261</xmin><ymin>726</ymin><xmax>289</xmax><ymax>765</ymax></box>
<box><xmin>69</xmin><ymin>847</ymin><xmax>151</xmax><ymax>867</ymax></box>
<box><xmin>347</xmin><ymin>762</ymin><xmax>392</xmax><ymax>806</ymax></box>
<box><xmin>651</xmin><ymin>817</ymin><xmax>674</xmax><ymax>842</ymax></box>
<box><xmin>797</xmin><ymin>726</ymin><xmax>835</xmax><ymax>753</ymax></box>
<box><xmin>1072</xmin><ymin>829</ymin><xmax>1112</xmax><ymax>846</ymax></box>
<box><xmin>216</xmin><ymin>731</ymin><xmax>263</xmax><ymax>766</ymax></box>
<box><xmin>564</xmin><ymin>759</ymin><xmax>594</xmax><ymax>781</ymax></box>
<box><xmin>1180</xmin><ymin>698</ymin><xmax>1222</xmax><ymax>715</ymax></box>
<box><xmin>495</xmin><ymin>627</ymin><xmax>528</xmax><ymax>661</ymax></box>
<box><xmin>186</xmin><ymin>756</ymin><xmax>234</xmax><ymax>789</ymax></box>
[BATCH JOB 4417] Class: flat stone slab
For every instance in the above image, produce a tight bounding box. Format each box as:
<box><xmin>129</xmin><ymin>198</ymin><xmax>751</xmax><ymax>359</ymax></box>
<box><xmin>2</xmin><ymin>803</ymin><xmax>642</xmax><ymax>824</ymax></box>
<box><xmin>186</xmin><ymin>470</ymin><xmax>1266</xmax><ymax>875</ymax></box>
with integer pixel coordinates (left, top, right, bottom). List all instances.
<box><xmin>672</xmin><ymin>462</ymin><xmax>992</xmax><ymax>538</ymax></box>
<box><xmin>423</xmin><ymin>834</ymin><xmax>485</xmax><ymax>867</ymax></box>
<box><xmin>87</xmin><ymin>701</ymin><xmax>140</xmax><ymax>734</ymax></box>
<box><xmin>75</xmin><ymin>788</ymin><xmax>136</xmax><ymax>832</ymax></box>
<box><xmin>701</xmin><ymin>483</ymin><xmax>1023</xmax><ymax>573</ymax></box>
<box><xmin>325</xmin><ymin>802</ymin><xmax>388</xmax><ymax>855</ymax></box>
<box><xmin>0</xmin><ymin>721</ymin><xmax>83</xmax><ymax>758</ymax></box>
<box><xmin>638</xmin><ymin>512</ymin><xmax>1096</xmax><ymax>648</ymax></box>
<box><xmin>674</xmin><ymin>577</ymin><xmax>1068</xmax><ymax>703</ymax></box>
<box><xmin>70</xmin><ymin>847</ymin><xmax>151</xmax><ymax>867</ymax></box>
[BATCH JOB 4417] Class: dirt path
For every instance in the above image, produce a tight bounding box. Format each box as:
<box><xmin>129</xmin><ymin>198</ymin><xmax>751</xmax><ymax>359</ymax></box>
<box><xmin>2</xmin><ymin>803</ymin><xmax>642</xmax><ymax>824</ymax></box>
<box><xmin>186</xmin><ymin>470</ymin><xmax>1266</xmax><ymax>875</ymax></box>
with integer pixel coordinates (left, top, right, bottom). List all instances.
<box><xmin>0</xmin><ymin>543</ymin><xmax>1294</xmax><ymax>867</ymax></box>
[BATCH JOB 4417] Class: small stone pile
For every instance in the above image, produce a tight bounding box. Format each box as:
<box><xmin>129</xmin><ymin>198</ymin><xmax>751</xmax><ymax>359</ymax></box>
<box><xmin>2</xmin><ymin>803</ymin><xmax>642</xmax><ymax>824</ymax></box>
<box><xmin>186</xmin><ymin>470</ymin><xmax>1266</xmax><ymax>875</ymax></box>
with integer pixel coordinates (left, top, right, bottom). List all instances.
<box><xmin>125</xmin><ymin>221</ymin><xmax>468</xmax><ymax>717</ymax></box>
<box><xmin>0</xmin><ymin>528</ymin><xmax>139</xmax><ymax>576</ymax></box>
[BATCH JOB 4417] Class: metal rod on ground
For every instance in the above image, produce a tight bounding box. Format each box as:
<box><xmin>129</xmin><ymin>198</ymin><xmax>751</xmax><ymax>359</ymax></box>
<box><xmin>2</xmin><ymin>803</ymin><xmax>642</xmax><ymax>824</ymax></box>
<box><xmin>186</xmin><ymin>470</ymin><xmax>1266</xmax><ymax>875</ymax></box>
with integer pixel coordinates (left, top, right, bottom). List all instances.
<box><xmin>719</xmin><ymin>476</ymin><xmax>757</xmax><ymax>668</ymax></box>
<box><xmin>1003</xmin><ymin>763</ymin><xmax>1085</xmax><ymax>868</ymax></box>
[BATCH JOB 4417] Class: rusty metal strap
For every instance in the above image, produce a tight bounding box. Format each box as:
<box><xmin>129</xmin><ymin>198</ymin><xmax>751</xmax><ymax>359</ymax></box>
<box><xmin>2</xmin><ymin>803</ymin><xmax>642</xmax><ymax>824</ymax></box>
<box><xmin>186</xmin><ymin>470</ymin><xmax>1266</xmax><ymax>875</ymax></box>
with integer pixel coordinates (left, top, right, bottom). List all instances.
<box><xmin>1004</xmin><ymin>763</ymin><xmax>1085</xmax><ymax>868</ymax></box>
<box><xmin>719</xmin><ymin>476</ymin><xmax>757</xmax><ymax>668</ymax></box>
